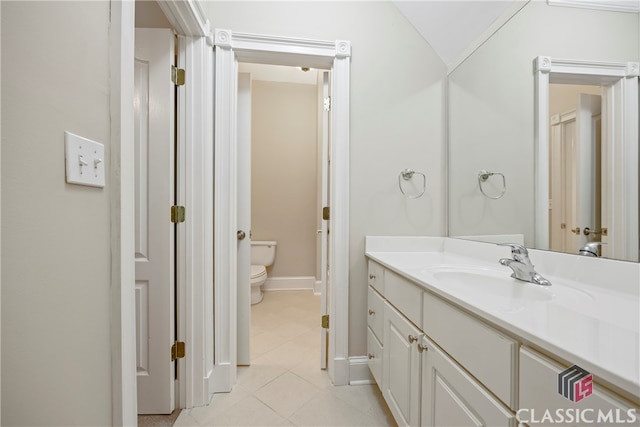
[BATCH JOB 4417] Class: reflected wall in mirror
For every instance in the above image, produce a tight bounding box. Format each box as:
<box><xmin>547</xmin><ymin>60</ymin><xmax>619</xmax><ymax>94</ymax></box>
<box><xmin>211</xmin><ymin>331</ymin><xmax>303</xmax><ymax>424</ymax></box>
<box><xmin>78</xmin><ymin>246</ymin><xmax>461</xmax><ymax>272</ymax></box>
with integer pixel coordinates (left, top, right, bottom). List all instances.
<box><xmin>447</xmin><ymin>0</ymin><xmax>640</xmax><ymax>261</ymax></box>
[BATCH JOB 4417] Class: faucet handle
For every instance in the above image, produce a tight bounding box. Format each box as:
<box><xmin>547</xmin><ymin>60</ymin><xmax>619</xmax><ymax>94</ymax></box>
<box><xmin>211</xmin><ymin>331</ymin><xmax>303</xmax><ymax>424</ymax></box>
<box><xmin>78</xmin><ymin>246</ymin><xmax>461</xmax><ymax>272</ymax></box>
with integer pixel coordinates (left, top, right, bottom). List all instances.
<box><xmin>497</xmin><ymin>243</ymin><xmax>529</xmax><ymax>259</ymax></box>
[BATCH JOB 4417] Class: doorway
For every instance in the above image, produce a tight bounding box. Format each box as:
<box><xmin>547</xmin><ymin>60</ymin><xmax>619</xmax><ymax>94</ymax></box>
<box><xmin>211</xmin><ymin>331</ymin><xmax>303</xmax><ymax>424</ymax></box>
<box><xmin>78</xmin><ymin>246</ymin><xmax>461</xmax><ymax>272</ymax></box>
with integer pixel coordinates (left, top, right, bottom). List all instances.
<box><xmin>548</xmin><ymin>84</ymin><xmax>603</xmax><ymax>256</ymax></box>
<box><xmin>212</xmin><ymin>30</ymin><xmax>351</xmax><ymax>391</ymax></box>
<box><xmin>235</xmin><ymin>63</ymin><xmax>330</xmax><ymax>368</ymax></box>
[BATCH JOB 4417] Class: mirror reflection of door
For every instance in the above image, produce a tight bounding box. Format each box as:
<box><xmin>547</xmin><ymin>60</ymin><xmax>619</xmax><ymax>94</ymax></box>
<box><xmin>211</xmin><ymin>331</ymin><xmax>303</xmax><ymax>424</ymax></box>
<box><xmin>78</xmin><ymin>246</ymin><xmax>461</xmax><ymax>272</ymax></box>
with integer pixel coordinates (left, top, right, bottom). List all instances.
<box><xmin>549</xmin><ymin>84</ymin><xmax>603</xmax><ymax>256</ymax></box>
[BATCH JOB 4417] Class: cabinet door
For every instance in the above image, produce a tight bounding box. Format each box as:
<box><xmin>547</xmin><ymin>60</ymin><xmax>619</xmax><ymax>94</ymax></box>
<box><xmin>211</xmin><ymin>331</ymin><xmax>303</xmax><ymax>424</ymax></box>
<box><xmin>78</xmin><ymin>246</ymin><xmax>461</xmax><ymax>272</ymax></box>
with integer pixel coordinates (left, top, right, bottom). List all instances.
<box><xmin>421</xmin><ymin>336</ymin><xmax>515</xmax><ymax>427</ymax></box>
<box><xmin>382</xmin><ymin>301</ymin><xmax>422</xmax><ymax>427</ymax></box>
<box><xmin>519</xmin><ymin>347</ymin><xmax>638</xmax><ymax>427</ymax></box>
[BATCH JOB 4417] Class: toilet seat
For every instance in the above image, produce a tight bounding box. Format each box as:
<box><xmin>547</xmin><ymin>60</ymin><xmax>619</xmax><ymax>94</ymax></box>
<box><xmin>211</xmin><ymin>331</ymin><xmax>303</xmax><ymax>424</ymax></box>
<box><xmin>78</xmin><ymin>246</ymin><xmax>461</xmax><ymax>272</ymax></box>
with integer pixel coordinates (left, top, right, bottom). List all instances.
<box><xmin>250</xmin><ymin>265</ymin><xmax>266</xmax><ymax>281</ymax></box>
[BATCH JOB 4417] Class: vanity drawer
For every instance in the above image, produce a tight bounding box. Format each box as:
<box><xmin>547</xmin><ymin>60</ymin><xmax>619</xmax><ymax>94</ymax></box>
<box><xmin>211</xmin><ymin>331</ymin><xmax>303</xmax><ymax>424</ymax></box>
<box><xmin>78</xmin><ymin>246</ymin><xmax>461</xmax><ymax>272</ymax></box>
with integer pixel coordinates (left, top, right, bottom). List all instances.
<box><xmin>519</xmin><ymin>347</ymin><xmax>638</xmax><ymax>425</ymax></box>
<box><xmin>368</xmin><ymin>286</ymin><xmax>385</xmax><ymax>343</ymax></box>
<box><xmin>368</xmin><ymin>261</ymin><xmax>385</xmax><ymax>293</ymax></box>
<box><xmin>423</xmin><ymin>292</ymin><xmax>517</xmax><ymax>409</ymax></box>
<box><xmin>385</xmin><ymin>269</ymin><xmax>422</xmax><ymax>328</ymax></box>
<box><xmin>367</xmin><ymin>327</ymin><xmax>383</xmax><ymax>386</ymax></box>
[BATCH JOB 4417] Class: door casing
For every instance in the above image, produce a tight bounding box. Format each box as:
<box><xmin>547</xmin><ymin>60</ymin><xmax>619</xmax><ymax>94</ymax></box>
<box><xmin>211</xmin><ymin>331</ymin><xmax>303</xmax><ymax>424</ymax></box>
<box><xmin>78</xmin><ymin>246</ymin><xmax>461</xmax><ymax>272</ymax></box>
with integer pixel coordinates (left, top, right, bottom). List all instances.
<box><xmin>212</xmin><ymin>29</ymin><xmax>352</xmax><ymax>390</ymax></box>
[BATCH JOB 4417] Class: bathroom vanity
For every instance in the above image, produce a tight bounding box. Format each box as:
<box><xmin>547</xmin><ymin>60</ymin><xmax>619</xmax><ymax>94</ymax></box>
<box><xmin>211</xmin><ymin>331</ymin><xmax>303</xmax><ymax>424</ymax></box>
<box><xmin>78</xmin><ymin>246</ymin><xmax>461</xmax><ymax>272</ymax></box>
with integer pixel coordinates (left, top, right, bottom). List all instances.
<box><xmin>365</xmin><ymin>237</ymin><xmax>640</xmax><ymax>427</ymax></box>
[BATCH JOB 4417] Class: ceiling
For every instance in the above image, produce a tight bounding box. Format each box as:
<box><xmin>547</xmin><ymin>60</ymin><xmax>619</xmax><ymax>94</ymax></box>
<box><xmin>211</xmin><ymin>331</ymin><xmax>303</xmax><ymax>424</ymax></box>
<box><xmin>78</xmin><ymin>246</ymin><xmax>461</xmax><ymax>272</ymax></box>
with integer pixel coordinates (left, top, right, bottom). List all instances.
<box><xmin>391</xmin><ymin>0</ymin><xmax>526</xmax><ymax>69</ymax></box>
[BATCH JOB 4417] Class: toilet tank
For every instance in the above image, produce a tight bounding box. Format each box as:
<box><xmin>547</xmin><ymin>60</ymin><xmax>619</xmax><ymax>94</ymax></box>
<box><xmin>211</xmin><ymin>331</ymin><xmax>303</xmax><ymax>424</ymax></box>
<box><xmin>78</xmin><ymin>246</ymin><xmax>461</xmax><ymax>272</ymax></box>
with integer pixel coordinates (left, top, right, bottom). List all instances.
<box><xmin>250</xmin><ymin>241</ymin><xmax>277</xmax><ymax>266</ymax></box>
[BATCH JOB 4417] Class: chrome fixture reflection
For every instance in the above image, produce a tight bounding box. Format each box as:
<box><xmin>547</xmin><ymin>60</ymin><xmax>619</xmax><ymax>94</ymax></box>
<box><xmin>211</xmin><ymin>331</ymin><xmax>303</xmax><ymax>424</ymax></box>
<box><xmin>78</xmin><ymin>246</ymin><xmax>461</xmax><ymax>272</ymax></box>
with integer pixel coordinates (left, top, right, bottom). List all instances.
<box><xmin>579</xmin><ymin>242</ymin><xmax>605</xmax><ymax>257</ymax></box>
<box><xmin>478</xmin><ymin>170</ymin><xmax>506</xmax><ymax>200</ymax></box>
<box><xmin>583</xmin><ymin>227</ymin><xmax>607</xmax><ymax>236</ymax></box>
<box><xmin>398</xmin><ymin>168</ymin><xmax>426</xmax><ymax>199</ymax></box>
<box><xmin>498</xmin><ymin>243</ymin><xmax>552</xmax><ymax>286</ymax></box>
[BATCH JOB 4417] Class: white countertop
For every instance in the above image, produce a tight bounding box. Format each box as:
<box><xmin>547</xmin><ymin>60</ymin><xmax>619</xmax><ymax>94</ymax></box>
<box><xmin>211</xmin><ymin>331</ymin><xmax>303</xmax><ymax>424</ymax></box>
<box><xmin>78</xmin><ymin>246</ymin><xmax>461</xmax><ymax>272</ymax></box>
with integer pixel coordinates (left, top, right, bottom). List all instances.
<box><xmin>365</xmin><ymin>236</ymin><xmax>640</xmax><ymax>400</ymax></box>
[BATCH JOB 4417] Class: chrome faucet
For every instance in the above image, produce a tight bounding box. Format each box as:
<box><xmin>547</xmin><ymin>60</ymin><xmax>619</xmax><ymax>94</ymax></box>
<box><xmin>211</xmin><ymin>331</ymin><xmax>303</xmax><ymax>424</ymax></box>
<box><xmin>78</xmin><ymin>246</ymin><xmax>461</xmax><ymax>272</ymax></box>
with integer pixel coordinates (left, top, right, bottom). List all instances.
<box><xmin>498</xmin><ymin>243</ymin><xmax>552</xmax><ymax>286</ymax></box>
<box><xmin>579</xmin><ymin>241</ymin><xmax>605</xmax><ymax>257</ymax></box>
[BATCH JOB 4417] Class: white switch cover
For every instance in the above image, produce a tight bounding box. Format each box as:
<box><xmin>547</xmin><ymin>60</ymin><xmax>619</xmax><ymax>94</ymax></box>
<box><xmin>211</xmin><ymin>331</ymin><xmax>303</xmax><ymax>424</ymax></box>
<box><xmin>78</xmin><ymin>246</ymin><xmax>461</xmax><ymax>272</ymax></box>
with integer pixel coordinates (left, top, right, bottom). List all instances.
<box><xmin>65</xmin><ymin>131</ymin><xmax>105</xmax><ymax>188</ymax></box>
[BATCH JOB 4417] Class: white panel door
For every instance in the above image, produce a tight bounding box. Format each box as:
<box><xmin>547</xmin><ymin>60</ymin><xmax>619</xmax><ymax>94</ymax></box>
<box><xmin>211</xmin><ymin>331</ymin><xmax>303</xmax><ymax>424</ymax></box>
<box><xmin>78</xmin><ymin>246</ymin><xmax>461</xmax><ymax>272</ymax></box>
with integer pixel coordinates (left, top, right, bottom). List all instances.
<box><xmin>134</xmin><ymin>28</ymin><xmax>175</xmax><ymax>415</ymax></box>
<box><xmin>549</xmin><ymin>118</ymin><xmax>567</xmax><ymax>252</ymax></box>
<box><xmin>574</xmin><ymin>94</ymin><xmax>602</xmax><ymax>253</ymax></box>
<box><xmin>320</xmin><ymin>71</ymin><xmax>330</xmax><ymax>369</ymax></box>
<box><xmin>237</xmin><ymin>72</ymin><xmax>252</xmax><ymax>366</ymax></box>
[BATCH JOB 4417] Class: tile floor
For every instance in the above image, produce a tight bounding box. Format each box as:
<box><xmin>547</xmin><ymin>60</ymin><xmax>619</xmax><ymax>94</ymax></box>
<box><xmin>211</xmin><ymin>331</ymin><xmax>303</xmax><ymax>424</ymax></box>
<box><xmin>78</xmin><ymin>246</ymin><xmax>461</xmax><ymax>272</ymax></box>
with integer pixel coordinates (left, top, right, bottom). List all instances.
<box><xmin>175</xmin><ymin>290</ymin><xmax>396</xmax><ymax>427</ymax></box>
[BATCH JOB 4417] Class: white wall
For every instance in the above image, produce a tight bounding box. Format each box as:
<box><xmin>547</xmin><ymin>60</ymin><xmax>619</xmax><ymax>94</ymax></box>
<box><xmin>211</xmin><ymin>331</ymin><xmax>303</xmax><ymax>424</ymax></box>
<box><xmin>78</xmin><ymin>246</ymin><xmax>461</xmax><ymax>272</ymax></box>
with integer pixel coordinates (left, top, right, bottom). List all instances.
<box><xmin>448</xmin><ymin>1</ymin><xmax>639</xmax><ymax>245</ymax></box>
<box><xmin>204</xmin><ymin>1</ymin><xmax>447</xmax><ymax>356</ymax></box>
<box><xmin>549</xmin><ymin>84</ymin><xmax>602</xmax><ymax>117</ymax></box>
<box><xmin>251</xmin><ymin>80</ymin><xmax>318</xmax><ymax>278</ymax></box>
<box><xmin>1</xmin><ymin>2</ymin><xmax>113</xmax><ymax>425</ymax></box>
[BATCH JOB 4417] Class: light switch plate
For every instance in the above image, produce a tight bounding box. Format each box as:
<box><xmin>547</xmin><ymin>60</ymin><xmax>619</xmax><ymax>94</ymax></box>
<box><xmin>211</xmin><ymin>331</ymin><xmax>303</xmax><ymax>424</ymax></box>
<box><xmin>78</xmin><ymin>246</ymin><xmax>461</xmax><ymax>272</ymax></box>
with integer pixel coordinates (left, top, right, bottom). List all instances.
<box><xmin>64</xmin><ymin>131</ymin><xmax>105</xmax><ymax>188</ymax></box>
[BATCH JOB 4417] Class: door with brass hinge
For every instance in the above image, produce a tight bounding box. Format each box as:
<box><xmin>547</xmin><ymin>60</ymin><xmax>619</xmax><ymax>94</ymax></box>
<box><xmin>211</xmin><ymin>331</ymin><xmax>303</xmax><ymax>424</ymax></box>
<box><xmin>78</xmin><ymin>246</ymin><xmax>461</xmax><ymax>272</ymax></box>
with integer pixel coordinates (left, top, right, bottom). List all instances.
<box><xmin>319</xmin><ymin>71</ymin><xmax>331</xmax><ymax>370</ymax></box>
<box><xmin>134</xmin><ymin>28</ymin><xmax>177</xmax><ymax>415</ymax></box>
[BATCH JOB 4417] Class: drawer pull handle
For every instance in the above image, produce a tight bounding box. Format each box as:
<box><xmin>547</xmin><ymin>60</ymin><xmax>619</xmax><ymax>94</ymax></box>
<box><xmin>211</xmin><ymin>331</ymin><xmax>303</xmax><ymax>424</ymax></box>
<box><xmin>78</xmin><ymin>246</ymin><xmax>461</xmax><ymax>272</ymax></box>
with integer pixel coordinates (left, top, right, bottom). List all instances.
<box><xmin>408</xmin><ymin>335</ymin><xmax>418</xmax><ymax>344</ymax></box>
<box><xmin>368</xmin><ymin>353</ymin><xmax>375</xmax><ymax>360</ymax></box>
<box><xmin>368</xmin><ymin>309</ymin><xmax>375</xmax><ymax>316</ymax></box>
<box><xmin>417</xmin><ymin>344</ymin><xmax>427</xmax><ymax>353</ymax></box>
<box><xmin>369</xmin><ymin>274</ymin><xmax>376</xmax><ymax>279</ymax></box>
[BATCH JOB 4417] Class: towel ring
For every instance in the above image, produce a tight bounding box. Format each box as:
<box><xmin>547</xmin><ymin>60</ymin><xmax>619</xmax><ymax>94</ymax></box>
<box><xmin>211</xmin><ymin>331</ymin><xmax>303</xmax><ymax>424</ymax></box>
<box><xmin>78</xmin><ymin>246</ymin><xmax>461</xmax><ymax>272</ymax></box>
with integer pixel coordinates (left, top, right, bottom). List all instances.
<box><xmin>478</xmin><ymin>170</ymin><xmax>506</xmax><ymax>200</ymax></box>
<box><xmin>398</xmin><ymin>169</ymin><xmax>426</xmax><ymax>199</ymax></box>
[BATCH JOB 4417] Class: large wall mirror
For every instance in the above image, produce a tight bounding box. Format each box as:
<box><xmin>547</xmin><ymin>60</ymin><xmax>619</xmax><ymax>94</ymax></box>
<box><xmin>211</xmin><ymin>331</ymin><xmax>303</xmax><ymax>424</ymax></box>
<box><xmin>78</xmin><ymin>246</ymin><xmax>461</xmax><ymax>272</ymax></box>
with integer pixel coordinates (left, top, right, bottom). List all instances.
<box><xmin>447</xmin><ymin>0</ymin><xmax>640</xmax><ymax>262</ymax></box>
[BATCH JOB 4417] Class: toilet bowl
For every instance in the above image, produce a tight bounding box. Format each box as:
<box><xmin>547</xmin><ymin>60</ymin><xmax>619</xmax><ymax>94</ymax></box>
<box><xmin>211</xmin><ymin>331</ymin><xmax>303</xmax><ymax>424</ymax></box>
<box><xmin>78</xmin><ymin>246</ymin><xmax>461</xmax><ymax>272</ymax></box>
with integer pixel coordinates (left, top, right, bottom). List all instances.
<box><xmin>250</xmin><ymin>265</ymin><xmax>267</xmax><ymax>304</ymax></box>
<box><xmin>250</xmin><ymin>241</ymin><xmax>277</xmax><ymax>305</ymax></box>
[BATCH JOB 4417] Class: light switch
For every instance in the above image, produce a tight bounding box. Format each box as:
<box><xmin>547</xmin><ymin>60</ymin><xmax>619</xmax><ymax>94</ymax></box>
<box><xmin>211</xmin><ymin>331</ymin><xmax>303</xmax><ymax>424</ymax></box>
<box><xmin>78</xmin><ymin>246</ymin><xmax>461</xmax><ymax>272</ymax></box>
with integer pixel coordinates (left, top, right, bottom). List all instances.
<box><xmin>64</xmin><ymin>131</ymin><xmax>105</xmax><ymax>188</ymax></box>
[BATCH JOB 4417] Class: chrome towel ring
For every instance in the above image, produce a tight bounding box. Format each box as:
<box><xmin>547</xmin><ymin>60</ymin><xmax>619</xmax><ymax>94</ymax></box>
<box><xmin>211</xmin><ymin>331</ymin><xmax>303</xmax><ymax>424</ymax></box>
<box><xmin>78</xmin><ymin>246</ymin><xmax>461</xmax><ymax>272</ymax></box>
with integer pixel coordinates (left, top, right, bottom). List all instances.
<box><xmin>478</xmin><ymin>170</ymin><xmax>506</xmax><ymax>199</ymax></box>
<box><xmin>398</xmin><ymin>168</ymin><xmax>426</xmax><ymax>199</ymax></box>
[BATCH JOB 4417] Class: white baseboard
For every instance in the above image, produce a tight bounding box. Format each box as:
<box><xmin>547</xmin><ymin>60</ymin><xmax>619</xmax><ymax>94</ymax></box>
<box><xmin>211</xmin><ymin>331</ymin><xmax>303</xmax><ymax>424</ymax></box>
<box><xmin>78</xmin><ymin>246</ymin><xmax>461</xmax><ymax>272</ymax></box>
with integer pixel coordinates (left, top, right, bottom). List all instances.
<box><xmin>263</xmin><ymin>276</ymin><xmax>315</xmax><ymax>291</ymax></box>
<box><xmin>349</xmin><ymin>356</ymin><xmax>375</xmax><ymax>385</ymax></box>
<box><xmin>313</xmin><ymin>280</ymin><xmax>321</xmax><ymax>295</ymax></box>
<box><xmin>210</xmin><ymin>363</ymin><xmax>233</xmax><ymax>393</ymax></box>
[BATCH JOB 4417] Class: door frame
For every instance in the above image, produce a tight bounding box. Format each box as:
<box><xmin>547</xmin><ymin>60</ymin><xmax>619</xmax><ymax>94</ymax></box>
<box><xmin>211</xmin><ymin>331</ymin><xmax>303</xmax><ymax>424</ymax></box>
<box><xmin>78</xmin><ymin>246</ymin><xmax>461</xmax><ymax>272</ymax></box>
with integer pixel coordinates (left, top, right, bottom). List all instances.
<box><xmin>212</xmin><ymin>29</ymin><xmax>352</xmax><ymax>390</ymax></box>
<box><xmin>110</xmin><ymin>1</ymin><xmax>213</xmax><ymax>424</ymax></box>
<box><xmin>534</xmin><ymin>56</ymin><xmax>639</xmax><ymax>260</ymax></box>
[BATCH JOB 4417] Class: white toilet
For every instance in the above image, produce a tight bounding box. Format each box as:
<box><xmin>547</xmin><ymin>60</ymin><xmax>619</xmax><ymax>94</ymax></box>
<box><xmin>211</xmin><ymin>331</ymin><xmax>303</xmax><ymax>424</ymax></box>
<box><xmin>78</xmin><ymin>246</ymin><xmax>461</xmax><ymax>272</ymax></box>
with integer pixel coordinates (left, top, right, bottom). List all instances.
<box><xmin>250</xmin><ymin>241</ymin><xmax>277</xmax><ymax>304</ymax></box>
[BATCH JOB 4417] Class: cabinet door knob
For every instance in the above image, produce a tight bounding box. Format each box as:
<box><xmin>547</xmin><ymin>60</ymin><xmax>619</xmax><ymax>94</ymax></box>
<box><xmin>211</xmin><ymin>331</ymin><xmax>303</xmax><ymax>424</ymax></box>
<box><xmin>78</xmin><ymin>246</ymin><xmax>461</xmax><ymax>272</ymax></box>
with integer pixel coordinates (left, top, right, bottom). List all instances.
<box><xmin>369</xmin><ymin>274</ymin><xmax>376</xmax><ymax>279</ymax></box>
<box><xmin>417</xmin><ymin>344</ymin><xmax>427</xmax><ymax>353</ymax></box>
<box><xmin>368</xmin><ymin>353</ymin><xmax>375</xmax><ymax>360</ymax></box>
<box><xmin>368</xmin><ymin>309</ymin><xmax>375</xmax><ymax>316</ymax></box>
<box><xmin>408</xmin><ymin>335</ymin><xmax>418</xmax><ymax>344</ymax></box>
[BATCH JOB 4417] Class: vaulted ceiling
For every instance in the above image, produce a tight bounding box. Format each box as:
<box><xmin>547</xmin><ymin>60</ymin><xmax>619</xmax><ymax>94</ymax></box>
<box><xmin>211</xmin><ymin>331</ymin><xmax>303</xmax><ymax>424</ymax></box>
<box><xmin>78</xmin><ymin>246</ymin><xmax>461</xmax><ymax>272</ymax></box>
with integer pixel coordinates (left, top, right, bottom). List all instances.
<box><xmin>391</xmin><ymin>0</ymin><xmax>526</xmax><ymax>68</ymax></box>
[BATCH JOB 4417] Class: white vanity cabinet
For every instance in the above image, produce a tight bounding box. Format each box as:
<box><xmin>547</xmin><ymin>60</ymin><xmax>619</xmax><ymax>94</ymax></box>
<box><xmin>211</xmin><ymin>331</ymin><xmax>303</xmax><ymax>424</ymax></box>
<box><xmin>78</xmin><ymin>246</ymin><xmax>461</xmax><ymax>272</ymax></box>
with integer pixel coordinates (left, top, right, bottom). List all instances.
<box><xmin>366</xmin><ymin>258</ymin><xmax>638</xmax><ymax>427</ymax></box>
<box><xmin>368</xmin><ymin>260</ymin><xmax>516</xmax><ymax>427</ymax></box>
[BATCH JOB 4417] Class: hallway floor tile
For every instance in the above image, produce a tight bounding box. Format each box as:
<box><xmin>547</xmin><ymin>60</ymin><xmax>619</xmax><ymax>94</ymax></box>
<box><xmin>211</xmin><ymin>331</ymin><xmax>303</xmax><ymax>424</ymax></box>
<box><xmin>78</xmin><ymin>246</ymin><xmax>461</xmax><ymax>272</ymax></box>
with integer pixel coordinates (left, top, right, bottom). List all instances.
<box><xmin>175</xmin><ymin>290</ymin><xmax>395</xmax><ymax>427</ymax></box>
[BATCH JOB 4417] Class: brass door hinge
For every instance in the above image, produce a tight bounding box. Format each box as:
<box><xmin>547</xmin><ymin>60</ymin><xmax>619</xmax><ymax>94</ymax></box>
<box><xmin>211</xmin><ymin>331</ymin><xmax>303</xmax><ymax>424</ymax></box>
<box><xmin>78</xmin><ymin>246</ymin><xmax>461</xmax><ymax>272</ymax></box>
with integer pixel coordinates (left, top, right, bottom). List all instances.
<box><xmin>321</xmin><ymin>315</ymin><xmax>329</xmax><ymax>329</ymax></box>
<box><xmin>172</xmin><ymin>66</ymin><xmax>185</xmax><ymax>86</ymax></box>
<box><xmin>171</xmin><ymin>341</ymin><xmax>185</xmax><ymax>361</ymax></box>
<box><xmin>171</xmin><ymin>206</ymin><xmax>185</xmax><ymax>223</ymax></box>
<box><xmin>322</xmin><ymin>207</ymin><xmax>330</xmax><ymax>221</ymax></box>
<box><xmin>323</xmin><ymin>97</ymin><xmax>331</xmax><ymax>112</ymax></box>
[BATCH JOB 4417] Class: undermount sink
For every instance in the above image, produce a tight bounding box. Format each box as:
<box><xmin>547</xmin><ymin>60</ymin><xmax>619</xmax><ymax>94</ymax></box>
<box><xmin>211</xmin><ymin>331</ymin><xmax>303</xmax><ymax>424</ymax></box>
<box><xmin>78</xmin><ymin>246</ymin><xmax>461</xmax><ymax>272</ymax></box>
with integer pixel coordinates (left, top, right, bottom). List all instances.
<box><xmin>424</xmin><ymin>265</ymin><xmax>554</xmax><ymax>302</ymax></box>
